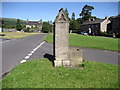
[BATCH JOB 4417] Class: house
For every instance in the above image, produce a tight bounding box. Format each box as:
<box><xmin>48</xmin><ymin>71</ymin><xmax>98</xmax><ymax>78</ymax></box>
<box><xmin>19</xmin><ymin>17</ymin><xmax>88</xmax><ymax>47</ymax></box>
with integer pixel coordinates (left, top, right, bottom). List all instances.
<box><xmin>112</xmin><ymin>14</ymin><xmax>120</xmax><ymax>38</ymax></box>
<box><xmin>26</xmin><ymin>20</ymin><xmax>42</xmax><ymax>32</ymax></box>
<box><xmin>0</xmin><ymin>27</ymin><xmax>2</xmax><ymax>32</ymax></box>
<box><xmin>80</xmin><ymin>16</ymin><xmax>111</xmax><ymax>35</ymax></box>
<box><xmin>0</xmin><ymin>20</ymin><xmax>2</xmax><ymax>32</ymax></box>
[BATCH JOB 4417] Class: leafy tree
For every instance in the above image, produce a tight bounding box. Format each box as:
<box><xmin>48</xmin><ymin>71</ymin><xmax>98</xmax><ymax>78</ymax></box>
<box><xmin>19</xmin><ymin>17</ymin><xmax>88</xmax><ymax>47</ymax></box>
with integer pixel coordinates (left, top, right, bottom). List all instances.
<box><xmin>24</xmin><ymin>27</ymin><xmax>30</xmax><ymax>32</ymax></box>
<box><xmin>76</xmin><ymin>18</ymin><xmax>83</xmax><ymax>30</ymax></box>
<box><xmin>16</xmin><ymin>19</ymin><xmax>23</xmax><ymax>31</ymax></box>
<box><xmin>48</xmin><ymin>20</ymin><xmax>53</xmax><ymax>32</ymax></box>
<box><xmin>65</xmin><ymin>8</ymin><xmax>69</xmax><ymax>18</ymax></box>
<box><xmin>42</xmin><ymin>21</ymin><xmax>52</xmax><ymax>33</ymax></box>
<box><xmin>39</xmin><ymin>19</ymin><xmax>42</xmax><ymax>23</ymax></box>
<box><xmin>71</xmin><ymin>12</ymin><xmax>75</xmax><ymax>20</ymax></box>
<box><xmin>80</xmin><ymin>5</ymin><xmax>94</xmax><ymax>22</ymax></box>
<box><xmin>1</xmin><ymin>20</ymin><xmax>4</xmax><ymax>28</ymax></box>
<box><xmin>70</xmin><ymin>12</ymin><xmax>78</xmax><ymax>30</ymax></box>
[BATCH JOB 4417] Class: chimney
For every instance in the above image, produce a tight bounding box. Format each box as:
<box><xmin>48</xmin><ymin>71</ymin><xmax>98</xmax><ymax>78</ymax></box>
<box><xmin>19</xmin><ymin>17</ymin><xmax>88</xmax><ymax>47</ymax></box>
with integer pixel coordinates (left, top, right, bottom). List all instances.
<box><xmin>88</xmin><ymin>19</ymin><xmax>91</xmax><ymax>21</ymax></box>
<box><xmin>91</xmin><ymin>18</ymin><xmax>95</xmax><ymax>21</ymax></box>
<box><xmin>105</xmin><ymin>16</ymin><xmax>108</xmax><ymax>20</ymax></box>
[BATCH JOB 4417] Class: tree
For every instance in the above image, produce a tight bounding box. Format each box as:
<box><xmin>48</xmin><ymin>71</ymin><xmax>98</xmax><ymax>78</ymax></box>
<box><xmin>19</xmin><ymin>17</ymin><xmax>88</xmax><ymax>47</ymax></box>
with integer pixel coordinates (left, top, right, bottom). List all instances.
<box><xmin>2</xmin><ymin>20</ymin><xmax>4</xmax><ymax>28</ymax></box>
<box><xmin>39</xmin><ymin>19</ymin><xmax>42</xmax><ymax>23</ymax></box>
<box><xmin>42</xmin><ymin>21</ymin><xmax>52</xmax><ymax>33</ymax></box>
<box><xmin>16</xmin><ymin>19</ymin><xmax>23</xmax><ymax>31</ymax></box>
<box><xmin>70</xmin><ymin>12</ymin><xmax>78</xmax><ymax>30</ymax></box>
<box><xmin>71</xmin><ymin>12</ymin><xmax>75</xmax><ymax>20</ymax></box>
<box><xmin>76</xmin><ymin>18</ymin><xmax>83</xmax><ymax>30</ymax></box>
<box><xmin>24</xmin><ymin>27</ymin><xmax>30</xmax><ymax>32</ymax></box>
<box><xmin>80</xmin><ymin>5</ymin><xmax>94</xmax><ymax>22</ymax></box>
<box><xmin>65</xmin><ymin>8</ymin><xmax>69</xmax><ymax>18</ymax></box>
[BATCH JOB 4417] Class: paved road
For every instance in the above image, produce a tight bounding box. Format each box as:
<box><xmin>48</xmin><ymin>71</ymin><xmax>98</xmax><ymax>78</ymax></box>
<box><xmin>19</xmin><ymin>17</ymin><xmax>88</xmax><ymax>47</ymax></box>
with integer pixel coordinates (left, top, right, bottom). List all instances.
<box><xmin>2</xmin><ymin>34</ymin><xmax>47</xmax><ymax>75</ymax></box>
<box><xmin>82</xmin><ymin>48</ymin><xmax>119</xmax><ymax>65</ymax></box>
<box><xmin>2</xmin><ymin>34</ymin><xmax>119</xmax><ymax>76</ymax></box>
<box><xmin>28</xmin><ymin>42</ymin><xmax>119</xmax><ymax>66</ymax></box>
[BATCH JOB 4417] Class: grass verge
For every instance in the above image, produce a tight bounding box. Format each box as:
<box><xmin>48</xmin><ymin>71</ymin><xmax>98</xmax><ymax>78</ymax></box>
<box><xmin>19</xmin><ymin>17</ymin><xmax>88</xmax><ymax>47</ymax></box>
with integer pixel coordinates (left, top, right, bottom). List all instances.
<box><xmin>2</xmin><ymin>58</ymin><xmax>119</xmax><ymax>88</ymax></box>
<box><xmin>0</xmin><ymin>32</ymin><xmax>39</xmax><ymax>39</ymax></box>
<box><xmin>44</xmin><ymin>33</ymin><xmax>119</xmax><ymax>52</ymax></box>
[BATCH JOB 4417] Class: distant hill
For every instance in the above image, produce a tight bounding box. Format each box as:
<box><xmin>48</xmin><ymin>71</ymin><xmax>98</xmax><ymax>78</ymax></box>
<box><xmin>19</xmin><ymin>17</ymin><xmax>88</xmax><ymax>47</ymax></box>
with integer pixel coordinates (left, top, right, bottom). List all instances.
<box><xmin>0</xmin><ymin>18</ymin><xmax>26</xmax><ymax>29</ymax></box>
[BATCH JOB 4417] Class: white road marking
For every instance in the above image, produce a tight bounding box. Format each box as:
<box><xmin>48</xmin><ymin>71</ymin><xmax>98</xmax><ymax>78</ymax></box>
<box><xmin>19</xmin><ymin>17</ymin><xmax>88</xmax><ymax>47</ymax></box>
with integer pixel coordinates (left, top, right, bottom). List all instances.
<box><xmin>33</xmin><ymin>48</ymin><xmax>37</xmax><ymax>52</ymax></box>
<box><xmin>20</xmin><ymin>60</ymin><xmax>26</xmax><ymax>63</ymax></box>
<box><xmin>25</xmin><ymin>56</ymin><xmax>30</xmax><ymax>59</ymax></box>
<box><xmin>31</xmin><ymin>51</ymin><xmax>34</xmax><ymax>54</ymax></box>
<box><xmin>20</xmin><ymin>42</ymin><xmax>45</xmax><ymax>63</ymax></box>
<box><xmin>28</xmin><ymin>53</ymin><xmax>32</xmax><ymax>56</ymax></box>
<box><xmin>36</xmin><ymin>42</ymin><xmax>45</xmax><ymax>49</ymax></box>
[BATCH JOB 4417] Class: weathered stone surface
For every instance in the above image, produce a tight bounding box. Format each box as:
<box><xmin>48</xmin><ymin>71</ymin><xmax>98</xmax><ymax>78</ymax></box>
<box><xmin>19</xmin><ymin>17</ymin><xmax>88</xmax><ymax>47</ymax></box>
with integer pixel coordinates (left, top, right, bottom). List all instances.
<box><xmin>54</xmin><ymin>8</ymin><xmax>70</xmax><ymax>67</ymax></box>
<box><xmin>54</xmin><ymin>60</ymin><xmax>62</xmax><ymax>67</ymax></box>
<box><xmin>62</xmin><ymin>60</ymin><xmax>71</xmax><ymax>67</ymax></box>
<box><xmin>54</xmin><ymin>8</ymin><xmax>83</xmax><ymax>67</ymax></box>
<box><xmin>69</xmin><ymin>48</ymin><xmax>83</xmax><ymax>67</ymax></box>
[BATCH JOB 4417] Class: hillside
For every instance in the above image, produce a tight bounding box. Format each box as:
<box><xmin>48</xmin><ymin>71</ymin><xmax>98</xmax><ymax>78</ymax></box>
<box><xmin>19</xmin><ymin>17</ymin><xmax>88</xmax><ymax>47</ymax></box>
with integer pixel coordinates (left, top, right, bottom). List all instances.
<box><xmin>0</xmin><ymin>18</ymin><xmax>26</xmax><ymax>29</ymax></box>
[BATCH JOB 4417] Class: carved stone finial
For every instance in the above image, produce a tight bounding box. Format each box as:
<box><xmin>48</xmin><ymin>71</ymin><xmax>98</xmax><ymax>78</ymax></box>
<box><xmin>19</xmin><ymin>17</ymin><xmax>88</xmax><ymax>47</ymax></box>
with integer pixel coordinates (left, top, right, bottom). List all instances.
<box><xmin>54</xmin><ymin>8</ymin><xmax>69</xmax><ymax>23</ymax></box>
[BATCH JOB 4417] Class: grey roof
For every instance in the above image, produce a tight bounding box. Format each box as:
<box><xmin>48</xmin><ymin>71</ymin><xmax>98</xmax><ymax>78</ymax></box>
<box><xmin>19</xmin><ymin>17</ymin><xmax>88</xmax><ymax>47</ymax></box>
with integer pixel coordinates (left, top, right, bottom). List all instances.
<box><xmin>82</xmin><ymin>19</ymin><xmax>105</xmax><ymax>25</ymax></box>
<box><xmin>113</xmin><ymin>14</ymin><xmax>120</xmax><ymax>18</ymax></box>
<box><xmin>26</xmin><ymin>21</ymin><xmax>41</xmax><ymax>25</ymax></box>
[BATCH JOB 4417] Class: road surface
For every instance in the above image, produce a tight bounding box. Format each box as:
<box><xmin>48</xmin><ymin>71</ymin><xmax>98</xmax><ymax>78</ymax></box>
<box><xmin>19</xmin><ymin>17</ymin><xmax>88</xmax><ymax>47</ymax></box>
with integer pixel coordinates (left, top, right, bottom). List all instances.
<box><xmin>1</xmin><ymin>34</ymin><xmax>119</xmax><ymax>76</ymax></box>
<box><xmin>29</xmin><ymin>43</ymin><xmax>119</xmax><ymax>66</ymax></box>
<box><xmin>2</xmin><ymin>34</ymin><xmax>46</xmax><ymax>76</ymax></box>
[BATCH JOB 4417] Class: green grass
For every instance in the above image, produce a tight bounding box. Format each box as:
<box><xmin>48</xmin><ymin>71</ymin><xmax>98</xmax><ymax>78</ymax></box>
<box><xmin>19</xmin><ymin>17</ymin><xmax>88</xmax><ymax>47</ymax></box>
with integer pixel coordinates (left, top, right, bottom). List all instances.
<box><xmin>0</xmin><ymin>32</ymin><xmax>39</xmax><ymax>39</ymax></box>
<box><xmin>2</xmin><ymin>59</ymin><xmax>119</xmax><ymax>88</ymax></box>
<box><xmin>44</xmin><ymin>33</ymin><xmax>119</xmax><ymax>52</ymax></box>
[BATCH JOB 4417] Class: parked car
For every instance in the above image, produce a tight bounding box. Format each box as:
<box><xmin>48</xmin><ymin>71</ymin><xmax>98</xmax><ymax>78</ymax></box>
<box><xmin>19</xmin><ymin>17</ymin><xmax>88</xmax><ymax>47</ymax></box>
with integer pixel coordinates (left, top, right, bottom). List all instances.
<box><xmin>80</xmin><ymin>32</ymin><xmax>88</xmax><ymax>35</ymax></box>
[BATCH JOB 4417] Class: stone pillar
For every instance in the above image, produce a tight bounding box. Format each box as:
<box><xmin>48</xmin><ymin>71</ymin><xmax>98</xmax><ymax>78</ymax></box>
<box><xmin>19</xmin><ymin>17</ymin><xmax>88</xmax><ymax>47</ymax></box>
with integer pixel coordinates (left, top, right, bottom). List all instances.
<box><xmin>54</xmin><ymin>8</ymin><xmax>70</xmax><ymax>67</ymax></box>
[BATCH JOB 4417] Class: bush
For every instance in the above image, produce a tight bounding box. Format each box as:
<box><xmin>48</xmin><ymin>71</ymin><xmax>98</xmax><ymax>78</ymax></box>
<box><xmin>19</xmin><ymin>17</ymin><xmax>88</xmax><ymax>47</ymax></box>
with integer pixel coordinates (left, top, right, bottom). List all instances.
<box><xmin>99</xmin><ymin>31</ymin><xmax>113</xmax><ymax>37</ymax></box>
<box><xmin>42</xmin><ymin>22</ymin><xmax>52</xmax><ymax>33</ymax></box>
<box><xmin>24</xmin><ymin>28</ymin><xmax>34</xmax><ymax>33</ymax></box>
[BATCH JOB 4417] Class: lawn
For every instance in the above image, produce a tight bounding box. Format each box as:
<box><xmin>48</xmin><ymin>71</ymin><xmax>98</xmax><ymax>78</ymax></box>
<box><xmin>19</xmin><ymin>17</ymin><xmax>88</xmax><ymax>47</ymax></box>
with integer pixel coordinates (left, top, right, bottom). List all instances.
<box><xmin>0</xmin><ymin>32</ymin><xmax>39</xmax><ymax>39</ymax></box>
<box><xmin>2</xmin><ymin>59</ymin><xmax>119</xmax><ymax>88</ymax></box>
<box><xmin>44</xmin><ymin>33</ymin><xmax>119</xmax><ymax>52</ymax></box>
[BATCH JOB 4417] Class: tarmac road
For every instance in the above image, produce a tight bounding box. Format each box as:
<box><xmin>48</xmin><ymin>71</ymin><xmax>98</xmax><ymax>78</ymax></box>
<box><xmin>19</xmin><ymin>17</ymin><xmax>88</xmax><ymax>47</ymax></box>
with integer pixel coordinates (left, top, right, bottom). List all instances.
<box><xmin>28</xmin><ymin>42</ymin><xmax>119</xmax><ymax>66</ymax></box>
<box><xmin>2</xmin><ymin>34</ymin><xmax>47</xmax><ymax>75</ymax></box>
<box><xmin>1</xmin><ymin>34</ymin><xmax>119</xmax><ymax>76</ymax></box>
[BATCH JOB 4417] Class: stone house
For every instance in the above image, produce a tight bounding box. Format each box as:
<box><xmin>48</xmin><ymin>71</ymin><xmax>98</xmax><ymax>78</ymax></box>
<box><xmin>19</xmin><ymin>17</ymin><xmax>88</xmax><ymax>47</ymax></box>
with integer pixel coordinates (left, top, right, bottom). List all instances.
<box><xmin>0</xmin><ymin>27</ymin><xmax>2</xmax><ymax>32</ymax></box>
<box><xmin>81</xmin><ymin>17</ymin><xmax>111</xmax><ymax>35</ymax></box>
<box><xmin>26</xmin><ymin>20</ymin><xmax>42</xmax><ymax>32</ymax></box>
<box><xmin>0</xmin><ymin>20</ymin><xmax>2</xmax><ymax>32</ymax></box>
<box><xmin>112</xmin><ymin>14</ymin><xmax>120</xmax><ymax>38</ymax></box>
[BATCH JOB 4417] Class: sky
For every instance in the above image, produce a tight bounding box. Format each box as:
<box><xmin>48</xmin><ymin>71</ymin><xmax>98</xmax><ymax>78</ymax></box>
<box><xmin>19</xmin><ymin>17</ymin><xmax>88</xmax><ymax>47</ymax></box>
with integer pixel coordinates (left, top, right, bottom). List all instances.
<box><xmin>2</xmin><ymin>2</ymin><xmax>119</xmax><ymax>21</ymax></box>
